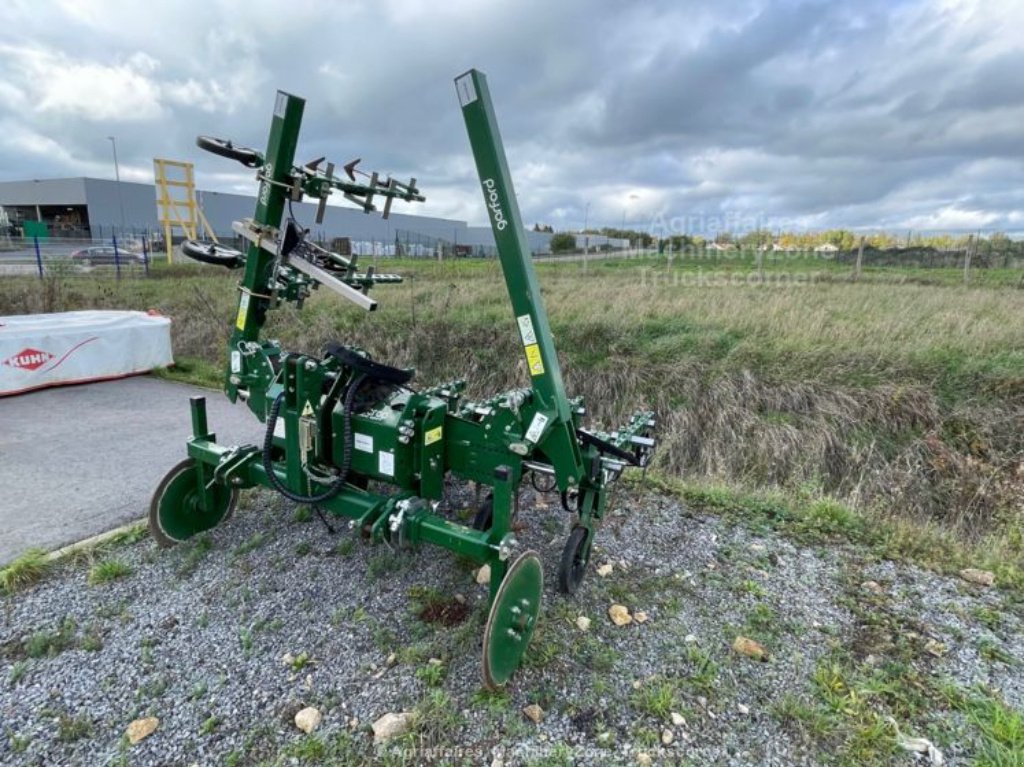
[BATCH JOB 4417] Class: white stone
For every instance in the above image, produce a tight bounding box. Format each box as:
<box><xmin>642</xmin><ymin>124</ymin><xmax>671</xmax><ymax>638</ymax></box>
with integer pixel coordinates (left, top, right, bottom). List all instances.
<box><xmin>126</xmin><ymin>717</ymin><xmax>158</xmax><ymax>745</ymax></box>
<box><xmin>523</xmin><ymin>704</ymin><xmax>544</xmax><ymax>724</ymax></box>
<box><xmin>576</xmin><ymin>616</ymin><xmax>592</xmax><ymax>632</ymax></box>
<box><xmin>608</xmin><ymin>604</ymin><xmax>632</xmax><ymax>626</ymax></box>
<box><xmin>372</xmin><ymin>712</ymin><xmax>414</xmax><ymax>744</ymax></box>
<box><xmin>476</xmin><ymin>564</ymin><xmax>491</xmax><ymax>585</ymax></box>
<box><xmin>294</xmin><ymin>707</ymin><xmax>322</xmax><ymax>734</ymax></box>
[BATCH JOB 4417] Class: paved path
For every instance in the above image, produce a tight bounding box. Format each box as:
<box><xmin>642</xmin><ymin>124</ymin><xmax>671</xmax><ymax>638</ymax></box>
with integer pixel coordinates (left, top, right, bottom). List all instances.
<box><xmin>0</xmin><ymin>376</ymin><xmax>264</xmax><ymax>565</ymax></box>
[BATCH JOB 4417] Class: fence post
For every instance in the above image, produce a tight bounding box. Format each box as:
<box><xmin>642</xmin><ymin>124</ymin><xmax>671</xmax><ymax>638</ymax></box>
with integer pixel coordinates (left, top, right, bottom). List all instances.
<box><xmin>113</xmin><ymin>235</ymin><xmax>122</xmax><ymax>281</ymax></box>
<box><xmin>34</xmin><ymin>236</ymin><xmax>43</xmax><ymax>279</ymax></box>
<box><xmin>142</xmin><ymin>238</ymin><xmax>150</xmax><ymax>277</ymax></box>
<box><xmin>854</xmin><ymin>236</ymin><xmax>864</xmax><ymax>282</ymax></box>
<box><xmin>963</xmin><ymin>234</ymin><xmax>973</xmax><ymax>286</ymax></box>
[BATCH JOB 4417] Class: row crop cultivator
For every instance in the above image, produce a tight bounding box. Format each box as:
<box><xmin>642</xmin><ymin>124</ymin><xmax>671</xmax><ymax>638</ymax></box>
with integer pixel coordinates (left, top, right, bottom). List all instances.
<box><xmin>151</xmin><ymin>70</ymin><xmax>656</xmax><ymax>687</ymax></box>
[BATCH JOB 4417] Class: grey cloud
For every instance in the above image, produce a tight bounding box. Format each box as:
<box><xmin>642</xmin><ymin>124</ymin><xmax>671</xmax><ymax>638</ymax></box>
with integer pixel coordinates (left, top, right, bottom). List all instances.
<box><xmin>1</xmin><ymin>0</ymin><xmax>1022</xmax><ymax>234</ymax></box>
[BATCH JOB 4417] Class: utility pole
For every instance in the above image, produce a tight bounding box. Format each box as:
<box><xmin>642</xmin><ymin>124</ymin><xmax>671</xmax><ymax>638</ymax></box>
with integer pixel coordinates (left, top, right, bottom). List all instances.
<box><xmin>108</xmin><ymin>136</ymin><xmax>127</xmax><ymax>236</ymax></box>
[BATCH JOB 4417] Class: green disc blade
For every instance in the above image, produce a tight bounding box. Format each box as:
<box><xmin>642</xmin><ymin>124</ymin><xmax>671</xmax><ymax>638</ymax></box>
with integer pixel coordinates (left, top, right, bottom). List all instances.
<box><xmin>482</xmin><ymin>550</ymin><xmax>543</xmax><ymax>689</ymax></box>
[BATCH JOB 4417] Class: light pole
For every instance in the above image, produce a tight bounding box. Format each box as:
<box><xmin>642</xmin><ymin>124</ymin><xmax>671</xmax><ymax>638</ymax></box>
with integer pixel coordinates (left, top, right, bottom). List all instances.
<box><xmin>107</xmin><ymin>136</ymin><xmax>127</xmax><ymax>237</ymax></box>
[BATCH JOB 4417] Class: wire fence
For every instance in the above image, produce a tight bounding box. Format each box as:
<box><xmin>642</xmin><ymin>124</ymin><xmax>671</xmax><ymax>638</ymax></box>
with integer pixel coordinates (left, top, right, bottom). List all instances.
<box><xmin>0</xmin><ymin>236</ymin><xmax>154</xmax><ymax>279</ymax></box>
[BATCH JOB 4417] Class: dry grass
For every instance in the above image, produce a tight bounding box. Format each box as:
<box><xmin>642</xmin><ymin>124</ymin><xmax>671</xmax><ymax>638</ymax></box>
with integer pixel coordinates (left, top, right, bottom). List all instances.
<box><xmin>2</xmin><ymin>256</ymin><xmax>1022</xmax><ymax>542</ymax></box>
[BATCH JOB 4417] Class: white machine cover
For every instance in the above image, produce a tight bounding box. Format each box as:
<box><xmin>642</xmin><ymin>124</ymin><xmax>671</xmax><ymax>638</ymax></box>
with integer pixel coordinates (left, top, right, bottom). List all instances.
<box><xmin>0</xmin><ymin>310</ymin><xmax>173</xmax><ymax>396</ymax></box>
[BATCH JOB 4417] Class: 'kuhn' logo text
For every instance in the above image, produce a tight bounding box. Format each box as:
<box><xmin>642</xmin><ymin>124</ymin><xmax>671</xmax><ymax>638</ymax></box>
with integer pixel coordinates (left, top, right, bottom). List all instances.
<box><xmin>3</xmin><ymin>348</ymin><xmax>54</xmax><ymax>371</ymax></box>
<box><xmin>483</xmin><ymin>178</ymin><xmax>507</xmax><ymax>231</ymax></box>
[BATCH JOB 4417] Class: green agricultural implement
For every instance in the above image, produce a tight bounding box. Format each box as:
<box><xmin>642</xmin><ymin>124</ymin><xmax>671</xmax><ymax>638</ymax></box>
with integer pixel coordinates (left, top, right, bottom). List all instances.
<box><xmin>152</xmin><ymin>69</ymin><xmax>656</xmax><ymax>687</ymax></box>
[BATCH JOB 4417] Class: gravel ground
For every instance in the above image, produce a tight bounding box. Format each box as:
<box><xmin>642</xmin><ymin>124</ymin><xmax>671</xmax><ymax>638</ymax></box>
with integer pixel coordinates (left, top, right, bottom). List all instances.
<box><xmin>2</xmin><ymin>483</ymin><xmax>1022</xmax><ymax>766</ymax></box>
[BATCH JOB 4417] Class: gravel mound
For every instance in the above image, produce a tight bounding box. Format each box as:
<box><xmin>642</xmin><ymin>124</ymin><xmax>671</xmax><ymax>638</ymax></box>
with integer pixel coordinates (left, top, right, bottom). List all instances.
<box><xmin>2</xmin><ymin>484</ymin><xmax>1021</xmax><ymax>766</ymax></box>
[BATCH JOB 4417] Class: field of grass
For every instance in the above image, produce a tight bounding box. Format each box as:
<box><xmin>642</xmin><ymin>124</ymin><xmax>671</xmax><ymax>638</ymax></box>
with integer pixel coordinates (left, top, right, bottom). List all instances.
<box><xmin>2</xmin><ymin>252</ymin><xmax>1022</xmax><ymax>582</ymax></box>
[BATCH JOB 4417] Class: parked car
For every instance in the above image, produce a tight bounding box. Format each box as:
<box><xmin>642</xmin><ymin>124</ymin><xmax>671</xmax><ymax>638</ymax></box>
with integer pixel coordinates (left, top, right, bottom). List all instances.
<box><xmin>69</xmin><ymin>246</ymin><xmax>147</xmax><ymax>266</ymax></box>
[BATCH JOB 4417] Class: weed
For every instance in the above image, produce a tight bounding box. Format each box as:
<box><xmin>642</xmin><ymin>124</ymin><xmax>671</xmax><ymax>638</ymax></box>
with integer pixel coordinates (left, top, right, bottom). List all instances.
<box><xmin>9</xmin><ymin>661</ymin><xmax>28</xmax><ymax>685</ymax></box>
<box><xmin>415</xmin><ymin>661</ymin><xmax>446</xmax><ymax>687</ymax></box>
<box><xmin>0</xmin><ymin>548</ymin><xmax>51</xmax><ymax>593</ymax></box>
<box><xmin>683</xmin><ymin>645</ymin><xmax>719</xmax><ymax>694</ymax></box>
<box><xmin>24</xmin><ymin>616</ymin><xmax>77</xmax><ymax>659</ymax></box>
<box><xmin>200</xmin><ymin>715</ymin><xmax>221</xmax><ymax>735</ymax></box>
<box><xmin>88</xmin><ymin>558</ymin><xmax>132</xmax><ymax>585</ymax></box>
<box><xmin>289</xmin><ymin>651</ymin><xmax>311</xmax><ymax>672</ymax></box>
<box><xmin>177</xmin><ymin>535</ymin><xmax>214</xmax><ymax>577</ymax></box>
<box><xmin>234</xmin><ymin>532</ymin><xmax>268</xmax><ymax>558</ymax></box>
<box><xmin>81</xmin><ymin>632</ymin><xmax>104</xmax><ymax>652</ymax></box>
<box><xmin>978</xmin><ymin>638</ymin><xmax>1015</xmax><ymax>665</ymax></box>
<box><xmin>631</xmin><ymin>678</ymin><xmax>678</xmax><ymax>719</ymax></box>
<box><xmin>411</xmin><ymin>689</ymin><xmax>463</xmax><ymax>747</ymax></box>
<box><xmin>57</xmin><ymin>712</ymin><xmax>93</xmax><ymax>742</ymax></box>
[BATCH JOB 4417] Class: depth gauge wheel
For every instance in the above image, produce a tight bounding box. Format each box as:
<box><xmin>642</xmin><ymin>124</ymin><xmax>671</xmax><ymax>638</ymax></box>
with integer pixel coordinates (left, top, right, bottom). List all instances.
<box><xmin>149</xmin><ymin>458</ymin><xmax>237</xmax><ymax>547</ymax></box>
<box><xmin>558</xmin><ymin>525</ymin><xmax>591</xmax><ymax>595</ymax></box>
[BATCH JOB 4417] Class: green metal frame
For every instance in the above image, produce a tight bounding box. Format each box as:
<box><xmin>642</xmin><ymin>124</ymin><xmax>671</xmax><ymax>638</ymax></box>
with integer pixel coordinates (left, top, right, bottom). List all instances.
<box><xmin>154</xmin><ymin>71</ymin><xmax>656</xmax><ymax>686</ymax></box>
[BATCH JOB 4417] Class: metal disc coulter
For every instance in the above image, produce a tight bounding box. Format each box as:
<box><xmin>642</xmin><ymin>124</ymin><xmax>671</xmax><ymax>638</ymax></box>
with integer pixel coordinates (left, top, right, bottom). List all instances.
<box><xmin>151</xmin><ymin>69</ymin><xmax>656</xmax><ymax>687</ymax></box>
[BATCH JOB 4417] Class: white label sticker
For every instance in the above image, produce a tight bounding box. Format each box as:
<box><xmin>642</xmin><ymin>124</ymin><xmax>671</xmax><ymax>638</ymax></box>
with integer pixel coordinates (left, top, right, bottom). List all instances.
<box><xmin>378</xmin><ymin>450</ymin><xmax>395</xmax><ymax>476</ymax></box>
<box><xmin>274</xmin><ymin>91</ymin><xmax>287</xmax><ymax>118</ymax></box>
<box><xmin>230</xmin><ymin>350</ymin><xmax>241</xmax><ymax>373</ymax></box>
<box><xmin>354</xmin><ymin>433</ymin><xmax>374</xmax><ymax>453</ymax></box>
<box><xmin>455</xmin><ymin>73</ymin><xmax>478</xmax><ymax>106</ymax></box>
<box><xmin>517</xmin><ymin>314</ymin><xmax>537</xmax><ymax>346</ymax></box>
<box><xmin>524</xmin><ymin>412</ymin><xmax>549</xmax><ymax>444</ymax></box>
<box><xmin>273</xmin><ymin>418</ymin><xmax>285</xmax><ymax>439</ymax></box>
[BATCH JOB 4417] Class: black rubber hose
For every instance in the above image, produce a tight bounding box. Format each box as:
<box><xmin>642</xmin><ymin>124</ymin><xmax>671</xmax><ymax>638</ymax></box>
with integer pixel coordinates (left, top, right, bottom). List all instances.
<box><xmin>261</xmin><ymin>374</ymin><xmax>366</xmax><ymax>504</ymax></box>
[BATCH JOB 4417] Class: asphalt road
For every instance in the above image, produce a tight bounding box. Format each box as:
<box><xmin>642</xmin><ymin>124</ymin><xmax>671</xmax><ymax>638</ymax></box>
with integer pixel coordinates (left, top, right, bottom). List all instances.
<box><xmin>0</xmin><ymin>376</ymin><xmax>265</xmax><ymax>565</ymax></box>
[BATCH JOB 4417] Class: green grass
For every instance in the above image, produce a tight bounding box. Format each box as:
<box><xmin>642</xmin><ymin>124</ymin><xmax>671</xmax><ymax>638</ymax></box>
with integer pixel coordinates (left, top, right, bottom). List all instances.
<box><xmin>0</xmin><ymin>548</ymin><xmax>51</xmax><ymax>593</ymax></box>
<box><xmin>57</xmin><ymin>712</ymin><xmax>93</xmax><ymax>742</ymax></box>
<box><xmin>87</xmin><ymin>558</ymin><xmax>132</xmax><ymax>585</ymax></box>
<box><xmin>650</xmin><ymin>475</ymin><xmax>1024</xmax><ymax>595</ymax></box>
<box><xmin>22</xmin><ymin>616</ymin><xmax>78</xmax><ymax>659</ymax></box>
<box><xmin>631</xmin><ymin>678</ymin><xmax>679</xmax><ymax>719</ymax></box>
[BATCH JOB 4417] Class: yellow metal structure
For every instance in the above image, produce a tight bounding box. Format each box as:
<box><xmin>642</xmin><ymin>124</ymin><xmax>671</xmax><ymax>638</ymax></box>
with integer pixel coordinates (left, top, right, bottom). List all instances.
<box><xmin>153</xmin><ymin>158</ymin><xmax>217</xmax><ymax>262</ymax></box>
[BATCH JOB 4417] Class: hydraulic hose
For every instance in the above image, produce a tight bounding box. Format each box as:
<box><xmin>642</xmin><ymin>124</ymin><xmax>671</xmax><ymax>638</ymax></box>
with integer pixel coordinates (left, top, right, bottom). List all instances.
<box><xmin>262</xmin><ymin>373</ymin><xmax>366</xmax><ymax>504</ymax></box>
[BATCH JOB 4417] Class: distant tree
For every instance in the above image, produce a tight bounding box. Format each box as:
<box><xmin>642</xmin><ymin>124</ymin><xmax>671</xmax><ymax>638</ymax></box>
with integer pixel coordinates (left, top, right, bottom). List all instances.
<box><xmin>550</xmin><ymin>232</ymin><xmax>577</xmax><ymax>253</ymax></box>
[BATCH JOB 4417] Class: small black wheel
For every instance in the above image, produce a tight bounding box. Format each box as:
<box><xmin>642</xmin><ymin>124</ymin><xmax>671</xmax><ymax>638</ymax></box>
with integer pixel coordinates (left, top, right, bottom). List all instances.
<box><xmin>196</xmin><ymin>136</ymin><xmax>262</xmax><ymax>168</ymax></box>
<box><xmin>559</xmin><ymin>525</ymin><xmax>591</xmax><ymax>595</ymax></box>
<box><xmin>180</xmin><ymin>239</ymin><xmax>245</xmax><ymax>269</ymax></box>
<box><xmin>472</xmin><ymin>492</ymin><xmax>494</xmax><ymax>531</ymax></box>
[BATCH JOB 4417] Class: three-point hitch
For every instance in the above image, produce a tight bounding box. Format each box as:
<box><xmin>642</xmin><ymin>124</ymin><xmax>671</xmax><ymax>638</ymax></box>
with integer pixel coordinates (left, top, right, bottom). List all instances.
<box><xmin>151</xmin><ymin>69</ymin><xmax>656</xmax><ymax>688</ymax></box>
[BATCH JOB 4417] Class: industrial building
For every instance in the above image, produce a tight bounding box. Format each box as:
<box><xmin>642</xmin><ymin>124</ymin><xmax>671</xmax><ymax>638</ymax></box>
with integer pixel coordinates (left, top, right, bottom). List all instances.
<box><xmin>0</xmin><ymin>177</ymin><xmax>626</xmax><ymax>256</ymax></box>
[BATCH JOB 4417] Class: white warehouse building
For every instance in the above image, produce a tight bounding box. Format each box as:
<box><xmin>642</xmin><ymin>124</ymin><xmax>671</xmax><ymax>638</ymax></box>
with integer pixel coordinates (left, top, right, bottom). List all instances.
<box><xmin>0</xmin><ymin>177</ymin><xmax>626</xmax><ymax>256</ymax></box>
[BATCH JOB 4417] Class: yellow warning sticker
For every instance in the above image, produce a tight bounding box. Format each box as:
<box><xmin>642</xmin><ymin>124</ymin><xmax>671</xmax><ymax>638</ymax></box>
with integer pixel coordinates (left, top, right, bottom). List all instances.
<box><xmin>525</xmin><ymin>344</ymin><xmax>545</xmax><ymax>376</ymax></box>
<box><xmin>301</xmin><ymin>401</ymin><xmax>314</xmax><ymax>417</ymax></box>
<box><xmin>235</xmin><ymin>293</ymin><xmax>250</xmax><ymax>330</ymax></box>
<box><xmin>424</xmin><ymin>426</ymin><xmax>443</xmax><ymax>446</ymax></box>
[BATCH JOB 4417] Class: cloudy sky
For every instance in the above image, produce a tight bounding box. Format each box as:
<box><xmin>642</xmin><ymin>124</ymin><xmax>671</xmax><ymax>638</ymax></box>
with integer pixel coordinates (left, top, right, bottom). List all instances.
<box><xmin>1</xmin><ymin>0</ymin><xmax>1022</xmax><ymax>235</ymax></box>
